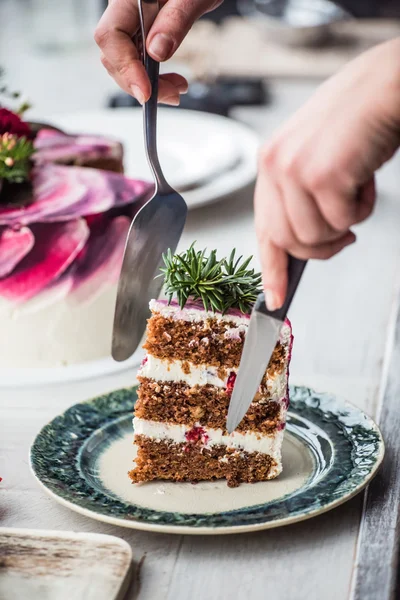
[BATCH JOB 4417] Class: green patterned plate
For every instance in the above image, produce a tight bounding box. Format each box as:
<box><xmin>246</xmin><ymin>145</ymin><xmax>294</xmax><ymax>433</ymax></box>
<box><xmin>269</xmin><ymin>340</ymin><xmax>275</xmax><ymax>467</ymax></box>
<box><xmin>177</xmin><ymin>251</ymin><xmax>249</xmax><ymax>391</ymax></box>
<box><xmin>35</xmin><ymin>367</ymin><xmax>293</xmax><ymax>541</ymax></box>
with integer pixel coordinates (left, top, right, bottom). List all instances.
<box><xmin>30</xmin><ymin>385</ymin><xmax>384</xmax><ymax>535</ymax></box>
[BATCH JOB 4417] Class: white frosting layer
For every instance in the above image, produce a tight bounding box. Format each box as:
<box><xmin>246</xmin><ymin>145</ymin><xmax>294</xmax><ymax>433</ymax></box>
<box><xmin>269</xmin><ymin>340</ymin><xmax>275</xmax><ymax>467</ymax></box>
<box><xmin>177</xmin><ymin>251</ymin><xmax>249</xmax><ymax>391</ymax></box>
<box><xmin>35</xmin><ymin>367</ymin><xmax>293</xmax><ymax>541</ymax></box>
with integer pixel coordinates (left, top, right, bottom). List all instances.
<box><xmin>139</xmin><ymin>354</ymin><xmax>288</xmax><ymax>399</ymax></box>
<box><xmin>140</xmin><ymin>354</ymin><xmax>228</xmax><ymax>387</ymax></box>
<box><xmin>0</xmin><ymin>285</ymin><xmax>119</xmax><ymax>367</ymax></box>
<box><xmin>133</xmin><ymin>417</ymin><xmax>285</xmax><ymax>459</ymax></box>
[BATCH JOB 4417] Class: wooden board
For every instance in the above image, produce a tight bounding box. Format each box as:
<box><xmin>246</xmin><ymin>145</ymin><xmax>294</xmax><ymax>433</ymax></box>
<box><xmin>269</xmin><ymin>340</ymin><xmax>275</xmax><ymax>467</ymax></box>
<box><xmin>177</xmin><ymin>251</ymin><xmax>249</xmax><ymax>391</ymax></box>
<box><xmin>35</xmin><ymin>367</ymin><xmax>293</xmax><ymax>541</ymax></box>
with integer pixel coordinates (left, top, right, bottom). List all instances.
<box><xmin>350</xmin><ymin>285</ymin><xmax>400</xmax><ymax>600</ymax></box>
<box><xmin>0</xmin><ymin>529</ymin><xmax>133</xmax><ymax>600</ymax></box>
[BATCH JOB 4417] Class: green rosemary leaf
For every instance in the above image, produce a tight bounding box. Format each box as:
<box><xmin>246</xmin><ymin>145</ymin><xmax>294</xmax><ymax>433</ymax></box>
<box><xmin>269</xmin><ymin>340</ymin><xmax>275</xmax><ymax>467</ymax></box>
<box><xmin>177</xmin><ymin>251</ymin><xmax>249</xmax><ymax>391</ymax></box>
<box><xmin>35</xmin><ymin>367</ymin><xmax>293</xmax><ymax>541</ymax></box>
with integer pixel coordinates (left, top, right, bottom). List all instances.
<box><xmin>159</xmin><ymin>244</ymin><xmax>262</xmax><ymax>314</ymax></box>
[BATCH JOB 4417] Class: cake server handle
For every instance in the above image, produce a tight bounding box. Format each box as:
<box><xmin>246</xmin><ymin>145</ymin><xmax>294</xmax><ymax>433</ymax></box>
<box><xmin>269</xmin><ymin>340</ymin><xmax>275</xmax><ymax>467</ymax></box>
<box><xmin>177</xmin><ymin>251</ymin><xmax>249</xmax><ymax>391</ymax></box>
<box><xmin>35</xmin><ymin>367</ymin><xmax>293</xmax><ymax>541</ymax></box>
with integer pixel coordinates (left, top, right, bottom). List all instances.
<box><xmin>137</xmin><ymin>0</ymin><xmax>171</xmax><ymax>194</ymax></box>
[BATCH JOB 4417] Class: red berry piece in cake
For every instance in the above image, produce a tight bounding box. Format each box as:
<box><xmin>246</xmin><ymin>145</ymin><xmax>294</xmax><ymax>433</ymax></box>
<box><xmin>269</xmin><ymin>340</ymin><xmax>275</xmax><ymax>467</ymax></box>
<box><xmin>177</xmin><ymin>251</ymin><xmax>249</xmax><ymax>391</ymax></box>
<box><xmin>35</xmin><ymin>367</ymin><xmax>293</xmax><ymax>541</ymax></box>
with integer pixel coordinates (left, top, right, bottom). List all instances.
<box><xmin>185</xmin><ymin>426</ymin><xmax>209</xmax><ymax>444</ymax></box>
<box><xmin>226</xmin><ymin>371</ymin><xmax>237</xmax><ymax>395</ymax></box>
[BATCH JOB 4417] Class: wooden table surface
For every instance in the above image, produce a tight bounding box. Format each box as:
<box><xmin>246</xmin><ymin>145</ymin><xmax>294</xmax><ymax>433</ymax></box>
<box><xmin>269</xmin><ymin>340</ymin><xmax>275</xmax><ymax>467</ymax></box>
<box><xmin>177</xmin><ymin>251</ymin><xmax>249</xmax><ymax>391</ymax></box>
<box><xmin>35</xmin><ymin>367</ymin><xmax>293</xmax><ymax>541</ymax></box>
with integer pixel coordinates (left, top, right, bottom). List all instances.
<box><xmin>1</xmin><ymin>3</ymin><xmax>400</xmax><ymax>597</ymax></box>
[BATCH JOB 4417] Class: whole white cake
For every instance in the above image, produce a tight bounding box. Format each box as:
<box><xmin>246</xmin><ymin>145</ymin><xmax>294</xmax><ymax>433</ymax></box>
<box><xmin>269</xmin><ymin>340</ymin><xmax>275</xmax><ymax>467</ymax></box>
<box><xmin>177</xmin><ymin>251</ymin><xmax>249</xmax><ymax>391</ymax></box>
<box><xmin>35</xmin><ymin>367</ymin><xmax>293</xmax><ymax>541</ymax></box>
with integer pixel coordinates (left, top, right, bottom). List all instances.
<box><xmin>0</xmin><ymin>120</ymin><xmax>152</xmax><ymax>368</ymax></box>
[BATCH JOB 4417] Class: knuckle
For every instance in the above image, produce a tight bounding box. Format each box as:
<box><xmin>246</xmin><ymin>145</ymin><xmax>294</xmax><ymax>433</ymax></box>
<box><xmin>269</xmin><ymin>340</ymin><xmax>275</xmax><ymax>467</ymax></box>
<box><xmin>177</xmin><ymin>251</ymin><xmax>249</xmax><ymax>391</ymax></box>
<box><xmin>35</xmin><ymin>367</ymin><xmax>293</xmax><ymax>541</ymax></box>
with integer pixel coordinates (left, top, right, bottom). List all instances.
<box><xmin>94</xmin><ymin>26</ymin><xmax>110</xmax><ymax>48</ymax></box>
<box><xmin>277</xmin><ymin>152</ymin><xmax>300</xmax><ymax>179</ymax></box>
<box><xmin>305</xmin><ymin>166</ymin><xmax>331</xmax><ymax>191</ymax></box>
<box><xmin>258</xmin><ymin>144</ymin><xmax>277</xmax><ymax>171</ymax></box>
<box><xmin>327</xmin><ymin>209</ymin><xmax>354</xmax><ymax>232</ymax></box>
<box><xmin>296</xmin><ymin>227</ymin><xmax>323</xmax><ymax>247</ymax></box>
<box><xmin>162</xmin><ymin>5</ymin><xmax>191</xmax><ymax>30</ymax></box>
<box><xmin>259</xmin><ymin>142</ymin><xmax>300</xmax><ymax>179</ymax></box>
<box><xmin>115</xmin><ymin>61</ymin><xmax>132</xmax><ymax>78</ymax></box>
<box><xmin>269</xmin><ymin>229</ymin><xmax>293</xmax><ymax>251</ymax></box>
<box><xmin>100</xmin><ymin>54</ymin><xmax>113</xmax><ymax>72</ymax></box>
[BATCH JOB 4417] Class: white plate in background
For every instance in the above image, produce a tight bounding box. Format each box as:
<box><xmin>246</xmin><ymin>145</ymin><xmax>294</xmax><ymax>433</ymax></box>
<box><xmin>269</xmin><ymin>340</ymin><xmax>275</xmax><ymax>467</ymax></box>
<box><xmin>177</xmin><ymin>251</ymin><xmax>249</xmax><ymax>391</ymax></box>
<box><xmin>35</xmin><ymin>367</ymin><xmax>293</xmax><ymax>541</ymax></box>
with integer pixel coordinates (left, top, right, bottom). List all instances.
<box><xmin>39</xmin><ymin>108</ymin><xmax>260</xmax><ymax>209</ymax></box>
<box><xmin>0</xmin><ymin>109</ymin><xmax>259</xmax><ymax>386</ymax></box>
<box><xmin>0</xmin><ymin>347</ymin><xmax>144</xmax><ymax>388</ymax></box>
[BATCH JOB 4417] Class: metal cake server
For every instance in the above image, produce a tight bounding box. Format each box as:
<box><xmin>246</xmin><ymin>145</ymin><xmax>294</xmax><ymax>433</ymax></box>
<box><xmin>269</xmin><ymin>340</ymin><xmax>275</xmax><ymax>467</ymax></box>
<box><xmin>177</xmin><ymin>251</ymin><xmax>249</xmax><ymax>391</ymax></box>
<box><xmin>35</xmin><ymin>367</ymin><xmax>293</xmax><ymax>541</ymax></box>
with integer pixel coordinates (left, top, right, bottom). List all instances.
<box><xmin>226</xmin><ymin>256</ymin><xmax>307</xmax><ymax>433</ymax></box>
<box><xmin>112</xmin><ymin>0</ymin><xmax>187</xmax><ymax>362</ymax></box>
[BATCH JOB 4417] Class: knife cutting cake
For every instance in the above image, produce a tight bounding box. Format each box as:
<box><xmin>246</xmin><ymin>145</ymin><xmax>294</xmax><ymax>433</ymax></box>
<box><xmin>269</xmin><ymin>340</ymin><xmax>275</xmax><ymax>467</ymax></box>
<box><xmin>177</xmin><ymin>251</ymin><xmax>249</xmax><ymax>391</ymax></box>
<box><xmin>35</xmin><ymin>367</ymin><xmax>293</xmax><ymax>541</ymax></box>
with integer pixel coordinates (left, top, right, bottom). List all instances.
<box><xmin>129</xmin><ymin>245</ymin><xmax>293</xmax><ymax>487</ymax></box>
<box><xmin>0</xmin><ymin>101</ymin><xmax>152</xmax><ymax>368</ymax></box>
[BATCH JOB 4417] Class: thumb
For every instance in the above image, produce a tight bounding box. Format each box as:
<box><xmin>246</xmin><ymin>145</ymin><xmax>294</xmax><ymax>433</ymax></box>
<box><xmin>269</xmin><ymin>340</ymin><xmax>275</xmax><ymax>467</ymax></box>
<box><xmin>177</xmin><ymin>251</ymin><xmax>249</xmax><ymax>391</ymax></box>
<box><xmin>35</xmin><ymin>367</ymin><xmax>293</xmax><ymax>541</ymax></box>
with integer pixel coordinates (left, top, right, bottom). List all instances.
<box><xmin>260</xmin><ymin>238</ymin><xmax>288</xmax><ymax>311</ymax></box>
<box><xmin>147</xmin><ymin>0</ymin><xmax>220</xmax><ymax>61</ymax></box>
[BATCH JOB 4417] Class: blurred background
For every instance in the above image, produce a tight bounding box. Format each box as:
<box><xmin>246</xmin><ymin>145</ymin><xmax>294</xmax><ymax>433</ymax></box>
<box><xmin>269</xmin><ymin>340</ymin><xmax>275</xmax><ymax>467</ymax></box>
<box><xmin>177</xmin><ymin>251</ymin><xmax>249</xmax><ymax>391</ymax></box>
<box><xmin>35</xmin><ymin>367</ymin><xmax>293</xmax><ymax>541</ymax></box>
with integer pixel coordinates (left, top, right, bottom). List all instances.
<box><xmin>1</xmin><ymin>0</ymin><xmax>400</xmax><ymax>117</ymax></box>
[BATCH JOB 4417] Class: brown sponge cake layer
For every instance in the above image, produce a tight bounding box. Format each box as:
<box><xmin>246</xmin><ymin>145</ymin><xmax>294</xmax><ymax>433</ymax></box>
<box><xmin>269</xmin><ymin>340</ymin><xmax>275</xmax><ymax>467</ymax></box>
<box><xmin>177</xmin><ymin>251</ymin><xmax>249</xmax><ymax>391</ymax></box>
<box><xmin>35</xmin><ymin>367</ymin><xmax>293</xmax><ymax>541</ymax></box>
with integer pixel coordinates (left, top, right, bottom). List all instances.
<box><xmin>144</xmin><ymin>314</ymin><xmax>287</xmax><ymax>374</ymax></box>
<box><xmin>136</xmin><ymin>377</ymin><xmax>283</xmax><ymax>434</ymax></box>
<box><xmin>128</xmin><ymin>436</ymin><xmax>279</xmax><ymax>488</ymax></box>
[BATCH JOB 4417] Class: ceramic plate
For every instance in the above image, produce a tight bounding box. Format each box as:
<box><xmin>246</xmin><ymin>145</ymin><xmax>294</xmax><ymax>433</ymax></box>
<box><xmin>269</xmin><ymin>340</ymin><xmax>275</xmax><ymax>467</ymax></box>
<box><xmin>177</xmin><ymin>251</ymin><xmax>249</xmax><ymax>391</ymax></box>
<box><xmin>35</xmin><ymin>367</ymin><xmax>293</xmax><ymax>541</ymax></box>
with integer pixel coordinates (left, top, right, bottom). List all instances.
<box><xmin>35</xmin><ymin>108</ymin><xmax>259</xmax><ymax>210</ymax></box>
<box><xmin>30</xmin><ymin>385</ymin><xmax>384</xmax><ymax>535</ymax></box>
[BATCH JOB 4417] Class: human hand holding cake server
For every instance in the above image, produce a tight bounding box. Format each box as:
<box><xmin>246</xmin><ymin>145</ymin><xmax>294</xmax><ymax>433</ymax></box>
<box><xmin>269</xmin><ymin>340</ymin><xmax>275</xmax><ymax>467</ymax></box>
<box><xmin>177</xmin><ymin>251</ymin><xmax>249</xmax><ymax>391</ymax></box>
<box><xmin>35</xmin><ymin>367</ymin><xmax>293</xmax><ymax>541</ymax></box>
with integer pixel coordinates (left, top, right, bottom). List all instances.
<box><xmin>227</xmin><ymin>256</ymin><xmax>307</xmax><ymax>433</ymax></box>
<box><xmin>112</xmin><ymin>0</ymin><xmax>305</xmax><ymax>444</ymax></box>
<box><xmin>112</xmin><ymin>0</ymin><xmax>187</xmax><ymax>361</ymax></box>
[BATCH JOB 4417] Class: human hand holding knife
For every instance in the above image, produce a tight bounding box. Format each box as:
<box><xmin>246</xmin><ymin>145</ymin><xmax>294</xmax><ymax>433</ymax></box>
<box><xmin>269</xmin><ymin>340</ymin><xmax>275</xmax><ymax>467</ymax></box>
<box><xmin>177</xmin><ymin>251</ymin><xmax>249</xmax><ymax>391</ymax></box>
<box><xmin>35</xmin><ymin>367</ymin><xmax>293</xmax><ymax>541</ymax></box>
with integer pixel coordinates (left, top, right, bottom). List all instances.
<box><xmin>226</xmin><ymin>256</ymin><xmax>307</xmax><ymax>433</ymax></box>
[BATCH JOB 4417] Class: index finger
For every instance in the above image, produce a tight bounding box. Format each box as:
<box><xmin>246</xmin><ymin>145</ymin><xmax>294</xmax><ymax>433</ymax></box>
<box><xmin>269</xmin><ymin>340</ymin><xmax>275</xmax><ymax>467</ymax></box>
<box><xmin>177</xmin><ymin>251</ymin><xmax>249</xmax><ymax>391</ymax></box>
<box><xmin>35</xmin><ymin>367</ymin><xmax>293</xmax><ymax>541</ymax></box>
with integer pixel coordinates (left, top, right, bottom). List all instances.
<box><xmin>259</xmin><ymin>237</ymin><xmax>288</xmax><ymax>312</ymax></box>
<box><xmin>95</xmin><ymin>0</ymin><xmax>151</xmax><ymax>101</ymax></box>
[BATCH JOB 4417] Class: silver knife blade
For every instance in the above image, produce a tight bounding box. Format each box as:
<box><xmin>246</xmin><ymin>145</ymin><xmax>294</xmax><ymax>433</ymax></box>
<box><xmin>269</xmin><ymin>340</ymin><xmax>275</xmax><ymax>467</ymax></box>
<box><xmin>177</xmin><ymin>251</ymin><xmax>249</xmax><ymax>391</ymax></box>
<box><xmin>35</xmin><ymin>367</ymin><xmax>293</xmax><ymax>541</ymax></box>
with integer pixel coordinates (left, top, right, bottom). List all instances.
<box><xmin>226</xmin><ymin>256</ymin><xmax>307</xmax><ymax>433</ymax></box>
<box><xmin>226</xmin><ymin>307</ymin><xmax>283</xmax><ymax>434</ymax></box>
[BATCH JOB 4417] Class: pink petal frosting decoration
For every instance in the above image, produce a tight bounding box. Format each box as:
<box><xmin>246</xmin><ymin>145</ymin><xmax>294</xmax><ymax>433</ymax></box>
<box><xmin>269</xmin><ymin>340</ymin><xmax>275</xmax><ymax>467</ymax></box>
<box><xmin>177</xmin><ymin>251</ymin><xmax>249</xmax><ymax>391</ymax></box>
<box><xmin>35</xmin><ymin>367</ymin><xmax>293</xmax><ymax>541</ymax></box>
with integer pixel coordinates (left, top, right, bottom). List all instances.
<box><xmin>34</xmin><ymin>128</ymin><xmax>61</xmax><ymax>141</ymax></box>
<box><xmin>34</xmin><ymin>129</ymin><xmax>122</xmax><ymax>164</ymax></box>
<box><xmin>40</xmin><ymin>167</ymin><xmax>151</xmax><ymax>222</ymax></box>
<box><xmin>16</xmin><ymin>265</ymin><xmax>76</xmax><ymax>314</ymax></box>
<box><xmin>0</xmin><ymin>226</ymin><xmax>35</xmax><ymax>278</ymax></box>
<box><xmin>71</xmin><ymin>215</ymin><xmax>130</xmax><ymax>303</ymax></box>
<box><xmin>0</xmin><ymin>165</ymin><xmax>87</xmax><ymax>225</ymax></box>
<box><xmin>0</xmin><ymin>164</ymin><xmax>152</xmax><ymax>226</ymax></box>
<box><xmin>0</xmin><ymin>219</ymin><xmax>89</xmax><ymax>303</ymax></box>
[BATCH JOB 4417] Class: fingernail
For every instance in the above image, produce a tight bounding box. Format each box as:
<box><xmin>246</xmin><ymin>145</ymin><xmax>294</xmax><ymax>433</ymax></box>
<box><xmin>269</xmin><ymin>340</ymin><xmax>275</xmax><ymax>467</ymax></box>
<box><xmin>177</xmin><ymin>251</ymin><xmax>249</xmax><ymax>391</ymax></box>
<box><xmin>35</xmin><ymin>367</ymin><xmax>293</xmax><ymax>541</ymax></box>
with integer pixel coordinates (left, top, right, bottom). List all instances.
<box><xmin>163</xmin><ymin>95</ymin><xmax>180</xmax><ymax>106</ymax></box>
<box><xmin>177</xmin><ymin>82</ymin><xmax>189</xmax><ymax>94</ymax></box>
<box><xmin>130</xmin><ymin>85</ymin><xmax>145</xmax><ymax>105</ymax></box>
<box><xmin>265</xmin><ymin>290</ymin><xmax>280</xmax><ymax>311</ymax></box>
<box><xmin>148</xmin><ymin>33</ymin><xmax>174</xmax><ymax>61</ymax></box>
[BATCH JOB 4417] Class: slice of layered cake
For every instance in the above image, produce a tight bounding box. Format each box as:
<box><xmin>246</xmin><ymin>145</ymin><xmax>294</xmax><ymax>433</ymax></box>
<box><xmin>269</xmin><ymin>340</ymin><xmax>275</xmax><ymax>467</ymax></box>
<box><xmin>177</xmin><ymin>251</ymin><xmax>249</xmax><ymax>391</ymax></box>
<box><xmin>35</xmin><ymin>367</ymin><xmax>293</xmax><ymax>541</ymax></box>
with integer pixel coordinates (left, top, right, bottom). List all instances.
<box><xmin>129</xmin><ymin>246</ymin><xmax>293</xmax><ymax>487</ymax></box>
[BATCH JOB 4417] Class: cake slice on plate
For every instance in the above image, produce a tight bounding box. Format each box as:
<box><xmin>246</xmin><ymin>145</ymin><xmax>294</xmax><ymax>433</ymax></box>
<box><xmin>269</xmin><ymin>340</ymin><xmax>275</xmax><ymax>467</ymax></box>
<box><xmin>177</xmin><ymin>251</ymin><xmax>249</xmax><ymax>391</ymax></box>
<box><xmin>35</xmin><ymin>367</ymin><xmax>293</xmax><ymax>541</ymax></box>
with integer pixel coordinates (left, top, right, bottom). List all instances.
<box><xmin>129</xmin><ymin>245</ymin><xmax>293</xmax><ymax>487</ymax></box>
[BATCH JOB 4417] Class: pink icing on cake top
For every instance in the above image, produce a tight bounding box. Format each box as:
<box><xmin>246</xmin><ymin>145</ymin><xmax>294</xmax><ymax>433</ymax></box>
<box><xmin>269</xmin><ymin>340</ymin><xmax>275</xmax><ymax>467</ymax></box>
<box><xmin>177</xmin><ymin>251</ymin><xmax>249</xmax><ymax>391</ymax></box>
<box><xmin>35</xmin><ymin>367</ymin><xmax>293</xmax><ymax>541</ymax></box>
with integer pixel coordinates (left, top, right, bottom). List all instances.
<box><xmin>0</xmin><ymin>132</ymin><xmax>153</xmax><ymax>306</ymax></box>
<box><xmin>33</xmin><ymin>129</ymin><xmax>122</xmax><ymax>163</ymax></box>
<box><xmin>156</xmin><ymin>298</ymin><xmax>252</xmax><ymax>320</ymax></box>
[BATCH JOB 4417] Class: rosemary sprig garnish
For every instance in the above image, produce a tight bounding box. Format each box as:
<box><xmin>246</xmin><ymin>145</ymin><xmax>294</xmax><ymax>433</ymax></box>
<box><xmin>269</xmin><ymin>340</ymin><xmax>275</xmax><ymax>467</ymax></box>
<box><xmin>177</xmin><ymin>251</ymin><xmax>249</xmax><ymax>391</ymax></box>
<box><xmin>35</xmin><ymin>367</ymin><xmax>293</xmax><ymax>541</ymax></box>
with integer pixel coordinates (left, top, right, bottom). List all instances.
<box><xmin>159</xmin><ymin>244</ymin><xmax>262</xmax><ymax>314</ymax></box>
<box><xmin>0</xmin><ymin>133</ymin><xmax>35</xmax><ymax>183</ymax></box>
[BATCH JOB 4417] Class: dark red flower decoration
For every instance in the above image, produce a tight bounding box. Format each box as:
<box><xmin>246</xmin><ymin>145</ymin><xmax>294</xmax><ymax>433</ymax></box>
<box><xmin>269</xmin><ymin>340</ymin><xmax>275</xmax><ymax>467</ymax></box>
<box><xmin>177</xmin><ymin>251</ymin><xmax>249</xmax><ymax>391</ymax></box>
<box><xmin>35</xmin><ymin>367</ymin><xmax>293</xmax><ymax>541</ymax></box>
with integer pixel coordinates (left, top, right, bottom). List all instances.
<box><xmin>0</xmin><ymin>108</ymin><xmax>32</xmax><ymax>138</ymax></box>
